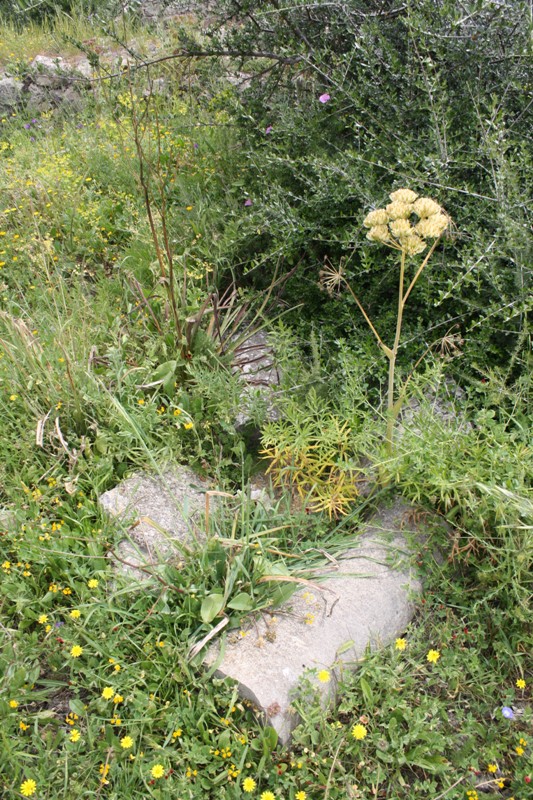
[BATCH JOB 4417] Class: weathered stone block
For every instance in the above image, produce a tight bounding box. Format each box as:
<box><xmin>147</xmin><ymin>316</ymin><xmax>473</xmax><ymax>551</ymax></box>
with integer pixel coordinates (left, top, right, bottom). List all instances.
<box><xmin>205</xmin><ymin>500</ymin><xmax>435</xmax><ymax>744</ymax></box>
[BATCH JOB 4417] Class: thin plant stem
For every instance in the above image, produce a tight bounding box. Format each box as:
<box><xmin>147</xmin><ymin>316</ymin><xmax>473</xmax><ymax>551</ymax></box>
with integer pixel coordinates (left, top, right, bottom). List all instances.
<box><xmin>403</xmin><ymin>236</ymin><xmax>441</xmax><ymax>307</ymax></box>
<box><xmin>386</xmin><ymin>248</ymin><xmax>406</xmax><ymax>452</ymax></box>
<box><xmin>130</xmin><ymin>80</ymin><xmax>182</xmax><ymax>342</ymax></box>
<box><xmin>342</xmin><ymin>280</ymin><xmax>392</xmax><ymax>358</ymax></box>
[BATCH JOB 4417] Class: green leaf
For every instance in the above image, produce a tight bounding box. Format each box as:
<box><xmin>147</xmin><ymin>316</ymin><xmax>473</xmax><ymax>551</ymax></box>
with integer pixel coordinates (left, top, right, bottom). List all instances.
<box><xmin>200</xmin><ymin>593</ymin><xmax>225</xmax><ymax>623</ymax></box>
<box><xmin>163</xmin><ymin>372</ymin><xmax>176</xmax><ymax>395</ymax></box>
<box><xmin>336</xmin><ymin>639</ymin><xmax>355</xmax><ymax>656</ymax></box>
<box><xmin>227</xmin><ymin>592</ymin><xmax>254</xmax><ymax>611</ymax></box>
<box><xmin>269</xmin><ymin>582</ymin><xmax>297</xmax><ymax>607</ymax></box>
<box><xmin>359</xmin><ymin>676</ymin><xmax>374</xmax><ymax>707</ymax></box>
<box><xmin>69</xmin><ymin>699</ymin><xmax>86</xmax><ymax>716</ymax></box>
<box><xmin>150</xmin><ymin>360</ymin><xmax>177</xmax><ymax>392</ymax></box>
<box><xmin>262</xmin><ymin>726</ymin><xmax>278</xmax><ymax>755</ymax></box>
<box><xmin>405</xmin><ymin>748</ymin><xmax>448</xmax><ymax>772</ymax></box>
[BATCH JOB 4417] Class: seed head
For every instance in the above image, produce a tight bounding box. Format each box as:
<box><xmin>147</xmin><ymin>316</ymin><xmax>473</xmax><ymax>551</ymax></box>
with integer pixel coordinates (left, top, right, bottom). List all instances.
<box><xmin>413</xmin><ymin>197</ymin><xmax>442</xmax><ymax>218</ymax></box>
<box><xmin>366</xmin><ymin>224</ymin><xmax>390</xmax><ymax>243</ymax></box>
<box><xmin>363</xmin><ymin>208</ymin><xmax>389</xmax><ymax>228</ymax></box>
<box><xmin>402</xmin><ymin>234</ymin><xmax>427</xmax><ymax>256</ymax></box>
<box><xmin>389</xmin><ymin>219</ymin><xmax>412</xmax><ymax>239</ymax></box>
<box><xmin>415</xmin><ymin>213</ymin><xmax>449</xmax><ymax>239</ymax></box>
<box><xmin>389</xmin><ymin>188</ymin><xmax>418</xmax><ymax>204</ymax></box>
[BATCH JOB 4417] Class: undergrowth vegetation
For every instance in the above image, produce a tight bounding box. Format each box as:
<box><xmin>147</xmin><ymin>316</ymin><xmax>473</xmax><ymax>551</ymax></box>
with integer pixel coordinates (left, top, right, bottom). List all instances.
<box><xmin>0</xmin><ymin>1</ymin><xmax>531</xmax><ymax>799</ymax></box>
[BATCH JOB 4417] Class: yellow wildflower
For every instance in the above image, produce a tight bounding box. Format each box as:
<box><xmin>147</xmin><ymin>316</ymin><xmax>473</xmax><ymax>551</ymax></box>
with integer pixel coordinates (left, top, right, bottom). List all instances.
<box><xmin>20</xmin><ymin>779</ymin><xmax>37</xmax><ymax>797</ymax></box>
<box><xmin>151</xmin><ymin>764</ymin><xmax>165</xmax><ymax>779</ymax></box>
<box><xmin>351</xmin><ymin>723</ymin><xmax>367</xmax><ymax>740</ymax></box>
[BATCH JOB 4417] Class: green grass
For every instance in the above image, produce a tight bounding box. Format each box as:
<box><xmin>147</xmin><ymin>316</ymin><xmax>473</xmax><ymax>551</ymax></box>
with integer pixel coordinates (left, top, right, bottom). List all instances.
<box><xmin>0</xmin><ymin>13</ymin><xmax>531</xmax><ymax>800</ymax></box>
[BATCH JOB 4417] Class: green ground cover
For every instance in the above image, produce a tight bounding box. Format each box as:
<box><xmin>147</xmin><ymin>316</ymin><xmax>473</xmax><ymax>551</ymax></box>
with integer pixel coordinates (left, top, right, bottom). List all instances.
<box><xmin>0</xmin><ymin>2</ymin><xmax>531</xmax><ymax>799</ymax></box>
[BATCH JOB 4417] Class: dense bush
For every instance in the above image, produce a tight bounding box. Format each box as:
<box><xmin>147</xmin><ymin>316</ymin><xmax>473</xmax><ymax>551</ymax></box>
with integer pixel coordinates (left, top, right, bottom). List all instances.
<box><xmin>198</xmin><ymin>0</ymin><xmax>532</xmax><ymax>379</ymax></box>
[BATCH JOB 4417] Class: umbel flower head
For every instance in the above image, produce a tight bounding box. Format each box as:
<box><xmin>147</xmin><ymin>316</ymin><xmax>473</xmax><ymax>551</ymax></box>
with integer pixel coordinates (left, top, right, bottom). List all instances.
<box><xmin>363</xmin><ymin>188</ymin><xmax>449</xmax><ymax>255</ymax></box>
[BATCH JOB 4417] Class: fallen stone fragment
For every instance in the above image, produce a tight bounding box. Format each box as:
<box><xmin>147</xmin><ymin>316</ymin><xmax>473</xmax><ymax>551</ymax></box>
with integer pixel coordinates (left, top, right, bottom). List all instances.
<box><xmin>0</xmin><ymin>78</ymin><xmax>23</xmax><ymax>113</ymax></box>
<box><xmin>232</xmin><ymin>330</ymin><xmax>281</xmax><ymax>429</ymax></box>
<box><xmin>31</xmin><ymin>55</ymin><xmax>67</xmax><ymax>73</ymax></box>
<box><xmin>205</xmin><ymin>499</ymin><xmax>440</xmax><ymax>744</ymax></box>
<box><xmin>99</xmin><ymin>466</ymin><xmax>210</xmax><ymax>580</ymax></box>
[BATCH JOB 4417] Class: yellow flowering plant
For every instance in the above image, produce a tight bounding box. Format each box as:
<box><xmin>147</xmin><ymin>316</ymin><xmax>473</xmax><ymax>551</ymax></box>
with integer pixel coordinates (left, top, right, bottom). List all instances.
<box><xmin>321</xmin><ymin>187</ymin><xmax>451</xmax><ymax>452</ymax></box>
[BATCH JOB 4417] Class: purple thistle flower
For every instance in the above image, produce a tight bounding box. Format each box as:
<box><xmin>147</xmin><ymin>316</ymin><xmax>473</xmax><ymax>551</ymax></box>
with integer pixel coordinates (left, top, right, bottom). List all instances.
<box><xmin>24</xmin><ymin>123</ymin><xmax>31</xmax><ymax>129</ymax></box>
<box><xmin>244</xmin><ymin>198</ymin><xmax>252</xmax><ymax>207</ymax></box>
<box><xmin>265</xmin><ymin>125</ymin><xmax>273</xmax><ymax>134</ymax></box>
<box><xmin>31</xmin><ymin>118</ymin><xmax>37</xmax><ymax>124</ymax></box>
<box><xmin>501</xmin><ymin>706</ymin><xmax>514</xmax><ymax>719</ymax></box>
<box><xmin>319</xmin><ymin>93</ymin><xmax>331</xmax><ymax>104</ymax></box>
<box><xmin>193</xmin><ymin>142</ymin><xmax>199</xmax><ymax>149</ymax></box>
<box><xmin>30</xmin><ymin>137</ymin><xmax>35</xmax><ymax>142</ymax></box>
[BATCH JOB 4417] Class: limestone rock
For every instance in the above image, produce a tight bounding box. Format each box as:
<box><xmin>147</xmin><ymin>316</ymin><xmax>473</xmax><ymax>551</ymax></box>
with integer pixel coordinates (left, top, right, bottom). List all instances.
<box><xmin>31</xmin><ymin>55</ymin><xmax>66</xmax><ymax>73</ymax></box>
<box><xmin>70</xmin><ymin>58</ymin><xmax>93</xmax><ymax>79</ymax></box>
<box><xmin>0</xmin><ymin>77</ymin><xmax>23</xmax><ymax>112</ymax></box>
<box><xmin>99</xmin><ymin>466</ymin><xmax>210</xmax><ymax>581</ymax></box>
<box><xmin>232</xmin><ymin>330</ymin><xmax>280</xmax><ymax>429</ymax></box>
<box><xmin>139</xmin><ymin>0</ymin><xmax>201</xmax><ymax>22</ymax></box>
<box><xmin>0</xmin><ymin>509</ymin><xmax>16</xmax><ymax>529</ymax></box>
<box><xmin>205</xmin><ymin>499</ymin><xmax>436</xmax><ymax>744</ymax></box>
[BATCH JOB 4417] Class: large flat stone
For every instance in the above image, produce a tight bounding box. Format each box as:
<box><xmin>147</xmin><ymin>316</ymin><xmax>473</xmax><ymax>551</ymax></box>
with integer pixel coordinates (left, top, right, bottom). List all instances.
<box><xmin>99</xmin><ymin>467</ymin><xmax>210</xmax><ymax>579</ymax></box>
<box><xmin>205</xmin><ymin>500</ymin><xmax>431</xmax><ymax>743</ymax></box>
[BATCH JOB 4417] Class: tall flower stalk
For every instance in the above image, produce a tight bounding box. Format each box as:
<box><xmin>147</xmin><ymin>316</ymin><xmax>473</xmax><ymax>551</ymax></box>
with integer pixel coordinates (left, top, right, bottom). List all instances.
<box><xmin>322</xmin><ymin>188</ymin><xmax>451</xmax><ymax>452</ymax></box>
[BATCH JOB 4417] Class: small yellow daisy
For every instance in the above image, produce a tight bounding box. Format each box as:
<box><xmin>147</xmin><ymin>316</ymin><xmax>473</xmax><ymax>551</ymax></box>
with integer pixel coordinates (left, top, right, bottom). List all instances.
<box><xmin>351</xmin><ymin>723</ymin><xmax>367</xmax><ymax>740</ymax></box>
<box><xmin>151</xmin><ymin>764</ymin><xmax>165</xmax><ymax>779</ymax></box>
<box><xmin>242</xmin><ymin>777</ymin><xmax>256</xmax><ymax>792</ymax></box>
<box><xmin>20</xmin><ymin>779</ymin><xmax>37</xmax><ymax>797</ymax></box>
